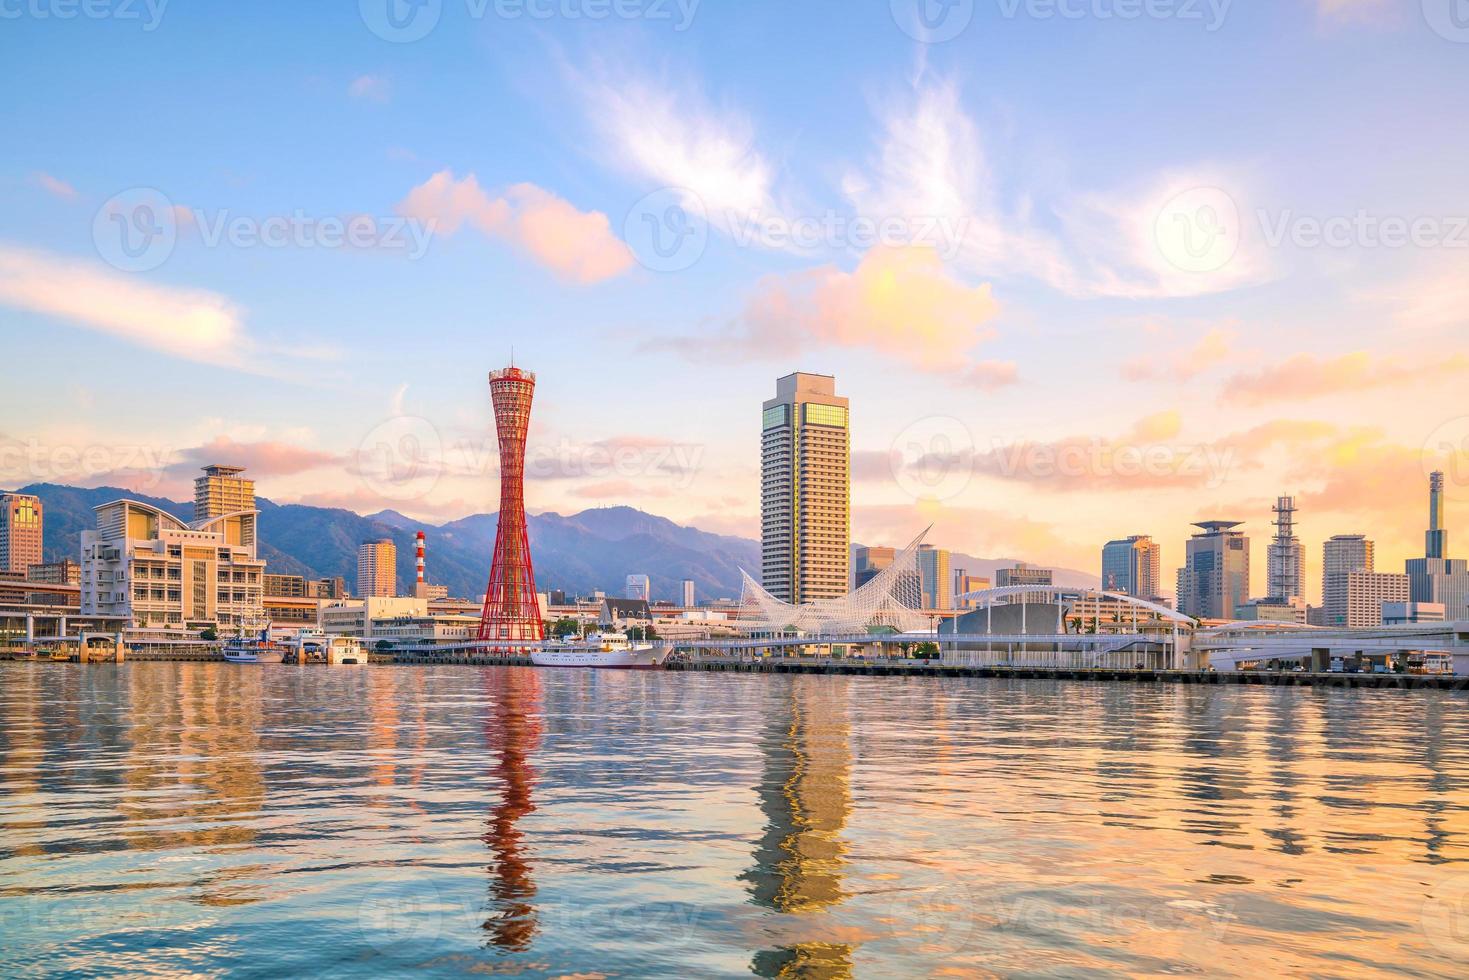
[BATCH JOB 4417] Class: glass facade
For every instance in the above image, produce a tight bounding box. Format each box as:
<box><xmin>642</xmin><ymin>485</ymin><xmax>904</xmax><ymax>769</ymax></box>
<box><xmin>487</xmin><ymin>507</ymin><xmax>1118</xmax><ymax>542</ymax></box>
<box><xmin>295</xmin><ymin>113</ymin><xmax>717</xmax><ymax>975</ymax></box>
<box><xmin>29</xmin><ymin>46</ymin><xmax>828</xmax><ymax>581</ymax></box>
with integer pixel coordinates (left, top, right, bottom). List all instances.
<box><xmin>803</xmin><ymin>404</ymin><xmax>847</xmax><ymax>428</ymax></box>
<box><xmin>763</xmin><ymin>405</ymin><xmax>789</xmax><ymax>430</ymax></box>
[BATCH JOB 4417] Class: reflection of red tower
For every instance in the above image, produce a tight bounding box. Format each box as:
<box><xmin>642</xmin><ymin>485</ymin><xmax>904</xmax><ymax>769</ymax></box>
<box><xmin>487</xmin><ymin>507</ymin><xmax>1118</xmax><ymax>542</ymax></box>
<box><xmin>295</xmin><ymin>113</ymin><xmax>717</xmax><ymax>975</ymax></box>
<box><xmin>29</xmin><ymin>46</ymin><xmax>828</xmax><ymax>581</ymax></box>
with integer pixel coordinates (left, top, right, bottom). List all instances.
<box><xmin>478</xmin><ymin>367</ymin><xmax>544</xmax><ymax>642</ymax></box>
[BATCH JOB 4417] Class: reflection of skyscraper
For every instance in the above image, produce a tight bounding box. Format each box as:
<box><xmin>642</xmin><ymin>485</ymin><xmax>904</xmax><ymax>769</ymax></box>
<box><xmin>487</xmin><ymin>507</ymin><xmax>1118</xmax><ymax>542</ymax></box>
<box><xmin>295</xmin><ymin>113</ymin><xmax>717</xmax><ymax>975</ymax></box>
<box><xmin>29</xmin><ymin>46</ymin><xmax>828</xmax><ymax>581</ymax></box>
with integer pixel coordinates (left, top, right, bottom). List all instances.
<box><xmin>480</xmin><ymin>367</ymin><xmax>544</xmax><ymax>642</ymax></box>
<box><xmin>482</xmin><ymin>670</ymin><xmax>542</xmax><ymax>951</ymax></box>
<box><xmin>745</xmin><ymin>682</ymin><xmax>854</xmax><ymax>977</ymax></box>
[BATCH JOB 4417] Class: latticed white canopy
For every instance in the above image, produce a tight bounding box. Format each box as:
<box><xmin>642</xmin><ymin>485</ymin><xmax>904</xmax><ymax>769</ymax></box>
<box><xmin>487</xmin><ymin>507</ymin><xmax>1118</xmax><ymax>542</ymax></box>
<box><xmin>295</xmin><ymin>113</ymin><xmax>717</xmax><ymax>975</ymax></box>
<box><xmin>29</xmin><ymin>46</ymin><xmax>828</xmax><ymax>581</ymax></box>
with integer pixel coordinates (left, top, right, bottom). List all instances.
<box><xmin>738</xmin><ymin>529</ymin><xmax>933</xmax><ymax>634</ymax></box>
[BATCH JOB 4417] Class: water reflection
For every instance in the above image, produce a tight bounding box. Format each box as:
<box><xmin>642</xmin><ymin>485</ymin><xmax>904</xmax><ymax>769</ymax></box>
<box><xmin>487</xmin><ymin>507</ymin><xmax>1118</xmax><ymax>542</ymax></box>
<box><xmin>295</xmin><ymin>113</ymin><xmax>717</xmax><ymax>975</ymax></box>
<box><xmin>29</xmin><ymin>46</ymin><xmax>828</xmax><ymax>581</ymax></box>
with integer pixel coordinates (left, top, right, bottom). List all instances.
<box><xmin>481</xmin><ymin>668</ymin><xmax>541</xmax><ymax>951</ymax></box>
<box><xmin>746</xmin><ymin>679</ymin><xmax>855</xmax><ymax>978</ymax></box>
<box><xmin>3</xmin><ymin>665</ymin><xmax>1469</xmax><ymax>978</ymax></box>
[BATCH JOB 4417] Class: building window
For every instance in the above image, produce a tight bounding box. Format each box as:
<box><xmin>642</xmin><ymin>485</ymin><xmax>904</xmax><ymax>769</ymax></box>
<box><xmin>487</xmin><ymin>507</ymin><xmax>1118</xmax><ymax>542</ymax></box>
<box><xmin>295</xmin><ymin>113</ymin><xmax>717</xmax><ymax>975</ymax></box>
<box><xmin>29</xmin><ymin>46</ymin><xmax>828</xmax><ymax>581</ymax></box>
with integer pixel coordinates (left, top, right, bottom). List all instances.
<box><xmin>762</xmin><ymin>405</ymin><xmax>790</xmax><ymax>430</ymax></box>
<box><xmin>803</xmin><ymin>404</ymin><xmax>848</xmax><ymax>428</ymax></box>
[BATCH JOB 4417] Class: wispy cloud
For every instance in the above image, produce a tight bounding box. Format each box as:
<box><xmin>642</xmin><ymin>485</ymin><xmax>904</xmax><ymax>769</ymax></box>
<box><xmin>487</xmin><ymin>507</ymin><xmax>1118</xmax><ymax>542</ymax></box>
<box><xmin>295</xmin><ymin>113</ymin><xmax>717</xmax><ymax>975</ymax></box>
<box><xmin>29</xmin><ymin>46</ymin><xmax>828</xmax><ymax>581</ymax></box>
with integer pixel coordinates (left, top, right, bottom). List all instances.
<box><xmin>0</xmin><ymin>243</ymin><xmax>248</xmax><ymax>367</ymax></box>
<box><xmin>348</xmin><ymin>74</ymin><xmax>391</xmax><ymax>102</ymax></box>
<box><xmin>398</xmin><ymin>171</ymin><xmax>634</xmax><ymax>284</ymax></box>
<box><xmin>1223</xmin><ymin>352</ymin><xmax>1469</xmax><ymax>405</ymax></box>
<box><xmin>576</xmin><ymin>66</ymin><xmax>775</xmax><ymax>219</ymax></box>
<box><xmin>845</xmin><ymin>79</ymin><xmax>1269</xmax><ymax>299</ymax></box>
<box><xmin>31</xmin><ymin>172</ymin><xmax>78</xmax><ymax>201</ymax></box>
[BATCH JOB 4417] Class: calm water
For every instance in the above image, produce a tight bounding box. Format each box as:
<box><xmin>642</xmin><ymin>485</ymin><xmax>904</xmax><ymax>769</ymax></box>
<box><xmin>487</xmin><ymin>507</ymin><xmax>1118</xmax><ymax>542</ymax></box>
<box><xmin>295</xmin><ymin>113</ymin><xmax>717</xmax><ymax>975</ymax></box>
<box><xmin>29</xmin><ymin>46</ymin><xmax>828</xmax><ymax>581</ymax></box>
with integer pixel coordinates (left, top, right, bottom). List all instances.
<box><xmin>2</xmin><ymin>665</ymin><xmax>1468</xmax><ymax>978</ymax></box>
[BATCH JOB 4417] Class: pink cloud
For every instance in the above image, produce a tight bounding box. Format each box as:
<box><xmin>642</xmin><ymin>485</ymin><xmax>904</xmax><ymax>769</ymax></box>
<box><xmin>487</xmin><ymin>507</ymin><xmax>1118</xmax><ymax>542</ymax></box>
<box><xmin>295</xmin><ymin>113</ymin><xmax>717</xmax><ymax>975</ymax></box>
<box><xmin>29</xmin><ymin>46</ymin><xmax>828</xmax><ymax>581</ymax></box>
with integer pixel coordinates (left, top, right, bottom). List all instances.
<box><xmin>31</xmin><ymin>172</ymin><xmax>78</xmax><ymax>201</ymax></box>
<box><xmin>660</xmin><ymin>245</ymin><xmax>999</xmax><ymax>370</ymax></box>
<box><xmin>397</xmin><ymin>170</ymin><xmax>634</xmax><ymax>284</ymax></box>
<box><xmin>1223</xmin><ymin>352</ymin><xmax>1469</xmax><ymax>405</ymax></box>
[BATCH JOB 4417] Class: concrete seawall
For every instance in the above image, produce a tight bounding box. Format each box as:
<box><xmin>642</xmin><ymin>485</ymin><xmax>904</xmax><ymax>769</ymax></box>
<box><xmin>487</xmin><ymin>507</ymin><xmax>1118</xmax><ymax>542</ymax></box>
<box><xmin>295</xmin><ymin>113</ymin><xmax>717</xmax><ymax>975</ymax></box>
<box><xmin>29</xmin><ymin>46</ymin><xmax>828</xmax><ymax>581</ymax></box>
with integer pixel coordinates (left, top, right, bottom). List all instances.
<box><xmin>665</xmin><ymin>660</ymin><xmax>1469</xmax><ymax>690</ymax></box>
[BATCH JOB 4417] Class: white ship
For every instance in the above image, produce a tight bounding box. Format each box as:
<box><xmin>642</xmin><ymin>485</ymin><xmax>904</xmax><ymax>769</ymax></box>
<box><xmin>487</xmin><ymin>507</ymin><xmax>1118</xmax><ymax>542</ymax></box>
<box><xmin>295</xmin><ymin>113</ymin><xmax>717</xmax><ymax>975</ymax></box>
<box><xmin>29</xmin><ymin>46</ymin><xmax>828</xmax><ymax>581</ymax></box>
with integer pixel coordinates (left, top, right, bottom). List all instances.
<box><xmin>222</xmin><ymin>627</ymin><xmax>287</xmax><ymax>664</ymax></box>
<box><xmin>531</xmin><ymin>633</ymin><xmax>668</xmax><ymax>670</ymax></box>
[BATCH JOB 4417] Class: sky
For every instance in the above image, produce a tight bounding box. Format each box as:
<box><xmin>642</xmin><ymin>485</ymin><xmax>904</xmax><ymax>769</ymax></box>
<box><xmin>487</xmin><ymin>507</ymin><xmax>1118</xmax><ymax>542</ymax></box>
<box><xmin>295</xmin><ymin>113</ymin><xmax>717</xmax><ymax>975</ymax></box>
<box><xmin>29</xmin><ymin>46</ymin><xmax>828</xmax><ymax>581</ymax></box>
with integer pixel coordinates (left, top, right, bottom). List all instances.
<box><xmin>2</xmin><ymin>0</ymin><xmax>1468</xmax><ymax>603</ymax></box>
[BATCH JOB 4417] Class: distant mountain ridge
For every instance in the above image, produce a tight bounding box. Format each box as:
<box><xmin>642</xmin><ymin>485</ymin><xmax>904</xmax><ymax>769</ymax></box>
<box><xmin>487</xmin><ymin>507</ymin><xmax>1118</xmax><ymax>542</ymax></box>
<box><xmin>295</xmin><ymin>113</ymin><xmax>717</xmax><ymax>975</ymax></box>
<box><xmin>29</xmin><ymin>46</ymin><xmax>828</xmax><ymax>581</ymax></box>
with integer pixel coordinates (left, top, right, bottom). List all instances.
<box><xmin>13</xmin><ymin>484</ymin><xmax>1098</xmax><ymax>601</ymax></box>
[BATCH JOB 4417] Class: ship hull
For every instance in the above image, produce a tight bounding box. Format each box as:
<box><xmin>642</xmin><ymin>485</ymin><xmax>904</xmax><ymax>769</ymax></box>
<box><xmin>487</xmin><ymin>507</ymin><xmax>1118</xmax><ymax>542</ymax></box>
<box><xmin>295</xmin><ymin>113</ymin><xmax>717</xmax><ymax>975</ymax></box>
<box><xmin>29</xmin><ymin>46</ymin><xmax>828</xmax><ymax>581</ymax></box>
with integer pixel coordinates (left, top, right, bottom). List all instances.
<box><xmin>530</xmin><ymin>648</ymin><xmax>666</xmax><ymax>669</ymax></box>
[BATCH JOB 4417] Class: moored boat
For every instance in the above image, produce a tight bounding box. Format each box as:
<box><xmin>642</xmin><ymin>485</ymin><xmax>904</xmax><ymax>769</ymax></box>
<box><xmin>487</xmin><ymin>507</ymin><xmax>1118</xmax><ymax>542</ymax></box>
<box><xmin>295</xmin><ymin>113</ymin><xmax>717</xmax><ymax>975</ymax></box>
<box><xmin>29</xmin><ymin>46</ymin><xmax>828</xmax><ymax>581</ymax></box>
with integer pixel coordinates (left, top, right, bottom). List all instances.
<box><xmin>223</xmin><ymin>623</ymin><xmax>287</xmax><ymax>664</ymax></box>
<box><xmin>531</xmin><ymin>632</ymin><xmax>667</xmax><ymax>669</ymax></box>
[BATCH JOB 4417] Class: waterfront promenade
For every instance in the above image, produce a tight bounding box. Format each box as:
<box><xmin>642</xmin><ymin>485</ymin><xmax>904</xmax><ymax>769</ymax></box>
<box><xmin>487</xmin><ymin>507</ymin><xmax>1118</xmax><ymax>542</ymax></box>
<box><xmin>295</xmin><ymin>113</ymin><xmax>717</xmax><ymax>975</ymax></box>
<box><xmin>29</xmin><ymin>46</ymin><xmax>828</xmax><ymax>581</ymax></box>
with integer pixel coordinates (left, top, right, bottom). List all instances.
<box><xmin>4</xmin><ymin>646</ymin><xmax>1463</xmax><ymax>689</ymax></box>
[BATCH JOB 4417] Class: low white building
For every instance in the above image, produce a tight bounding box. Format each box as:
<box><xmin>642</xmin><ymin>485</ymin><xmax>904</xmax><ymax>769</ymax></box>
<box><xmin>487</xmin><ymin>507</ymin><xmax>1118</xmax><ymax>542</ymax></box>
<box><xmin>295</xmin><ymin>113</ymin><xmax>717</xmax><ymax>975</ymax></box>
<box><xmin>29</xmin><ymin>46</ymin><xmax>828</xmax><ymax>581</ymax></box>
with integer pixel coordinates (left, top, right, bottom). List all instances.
<box><xmin>320</xmin><ymin>597</ymin><xmax>427</xmax><ymax>639</ymax></box>
<box><xmin>81</xmin><ymin>500</ymin><xmax>264</xmax><ymax>632</ymax></box>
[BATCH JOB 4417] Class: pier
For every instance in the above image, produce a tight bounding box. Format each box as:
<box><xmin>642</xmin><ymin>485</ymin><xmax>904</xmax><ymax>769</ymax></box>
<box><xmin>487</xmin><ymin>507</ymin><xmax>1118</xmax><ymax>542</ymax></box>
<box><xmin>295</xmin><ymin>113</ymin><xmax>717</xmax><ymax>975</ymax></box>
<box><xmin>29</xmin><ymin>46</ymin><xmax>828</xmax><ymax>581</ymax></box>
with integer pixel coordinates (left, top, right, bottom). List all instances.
<box><xmin>666</xmin><ymin>657</ymin><xmax>1469</xmax><ymax>690</ymax></box>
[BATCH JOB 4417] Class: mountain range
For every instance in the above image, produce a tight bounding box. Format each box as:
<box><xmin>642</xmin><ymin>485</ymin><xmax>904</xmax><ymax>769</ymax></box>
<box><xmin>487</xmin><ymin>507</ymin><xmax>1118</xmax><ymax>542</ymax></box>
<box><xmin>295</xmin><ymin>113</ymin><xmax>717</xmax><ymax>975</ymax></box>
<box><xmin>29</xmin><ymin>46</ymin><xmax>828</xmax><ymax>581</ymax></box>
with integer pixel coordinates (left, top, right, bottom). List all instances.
<box><xmin>11</xmin><ymin>483</ymin><xmax>1098</xmax><ymax>601</ymax></box>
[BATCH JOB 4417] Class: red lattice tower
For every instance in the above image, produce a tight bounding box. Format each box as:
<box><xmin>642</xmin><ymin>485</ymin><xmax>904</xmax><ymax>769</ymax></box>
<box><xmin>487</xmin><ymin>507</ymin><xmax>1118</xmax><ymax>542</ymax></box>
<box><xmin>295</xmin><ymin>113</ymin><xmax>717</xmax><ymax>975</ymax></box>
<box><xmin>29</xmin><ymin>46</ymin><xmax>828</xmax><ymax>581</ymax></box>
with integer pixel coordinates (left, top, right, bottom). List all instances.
<box><xmin>478</xmin><ymin>367</ymin><xmax>544</xmax><ymax>643</ymax></box>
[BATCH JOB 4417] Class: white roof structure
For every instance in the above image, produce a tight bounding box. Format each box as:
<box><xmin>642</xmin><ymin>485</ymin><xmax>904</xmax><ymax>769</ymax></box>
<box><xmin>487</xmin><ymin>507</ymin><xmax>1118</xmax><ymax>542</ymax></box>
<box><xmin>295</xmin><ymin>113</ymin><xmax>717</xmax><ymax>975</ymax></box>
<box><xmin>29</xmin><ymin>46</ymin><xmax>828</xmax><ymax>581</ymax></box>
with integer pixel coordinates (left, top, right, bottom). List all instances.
<box><xmin>739</xmin><ymin>529</ymin><xmax>932</xmax><ymax>634</ymax></box>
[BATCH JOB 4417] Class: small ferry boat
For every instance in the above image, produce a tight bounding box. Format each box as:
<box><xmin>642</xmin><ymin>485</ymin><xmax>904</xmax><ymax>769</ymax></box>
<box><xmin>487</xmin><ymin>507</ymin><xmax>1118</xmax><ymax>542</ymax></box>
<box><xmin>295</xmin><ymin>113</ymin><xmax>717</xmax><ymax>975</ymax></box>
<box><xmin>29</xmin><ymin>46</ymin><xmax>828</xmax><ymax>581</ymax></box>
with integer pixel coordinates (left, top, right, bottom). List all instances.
<box><xmin>531</xmin><ymin>632</ymin><xmax>667</xmax><ymax>670</ymax></box>
<box><xmin>222</xmin><ymin>623</ymin><xmax>287</xmax><ymax>664</ymax></box>
<box><xmin>290</xmin><ymin>631</ymin><xmax>366</xmax><ymax>666</ymax></box>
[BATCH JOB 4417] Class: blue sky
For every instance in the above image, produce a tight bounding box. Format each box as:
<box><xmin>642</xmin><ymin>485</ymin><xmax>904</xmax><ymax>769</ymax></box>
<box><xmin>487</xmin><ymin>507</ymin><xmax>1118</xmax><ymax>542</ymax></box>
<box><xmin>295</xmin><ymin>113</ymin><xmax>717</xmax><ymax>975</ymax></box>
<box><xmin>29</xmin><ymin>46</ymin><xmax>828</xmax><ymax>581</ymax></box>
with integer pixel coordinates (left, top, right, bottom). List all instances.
<box><xmin>3</xmin><ymin>0</ymin><xmax>1468</xmax><ymax>599</ymax></box>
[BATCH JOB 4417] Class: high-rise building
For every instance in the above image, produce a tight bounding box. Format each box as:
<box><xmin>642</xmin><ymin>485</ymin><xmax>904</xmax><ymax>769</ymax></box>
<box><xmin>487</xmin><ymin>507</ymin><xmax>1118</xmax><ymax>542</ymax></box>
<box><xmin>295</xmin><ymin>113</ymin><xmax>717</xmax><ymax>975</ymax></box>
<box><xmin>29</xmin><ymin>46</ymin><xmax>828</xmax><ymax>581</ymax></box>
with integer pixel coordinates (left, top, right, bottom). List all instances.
<box><xmin>358</xmin><ymin>539</ymin><xmax>397</xmax><ymax>598</ymax></box>
<box><xmin>194</xmin><ymin>464</ymin><xmax>255</xmax><ymax>521</ymax></box>
<box><xmin>1320</xmin><ymin>535</ymin><xmax>1410</xmax><ymax>628</ymax></box>
<box><xmin>1322</xmin><ymin>534</ymin><xmax>1376</xmax><ymax>627</ymax></box>
<box><xmin>853</xmin><ymin>546</ymin><xmax>896</xmax><ymax>588</ymax></box>
<box><xmin>682</xmin><ymin>579</ymin><xmax>696</xmax><ymax>608</ymax></box>
<box><xmin>916</xmin><ymin>545</ymin><xmax>952</xmax><ymax>609</ymax></box>
<box><xmin>1176</xmin><ymin>521</ymin><xmax>1249</xmax><ymax>621</ymax></box>
<box><xmin>761</xmin><ymin>373</ymin><xmax>850</xmax><ymax>604</ymax></box>
<box><xmin>0</xmin><ymin>493</ymin><xmax>43</xmax><ymax>574</ymax></box>
<box><xmin>996</xmin><ymin>563</ymin><xmax>1053</xmax><ymax>605</ymax></box>
<box><xmin>625</xmin><ymin>574</ymin><xmax>651</xmax><ymax>602</ymax></box>
<box><xmin>953</xmin><ymin>572</ymin><xmax>990</xmax><ymax>610</ymax></box>
<box><xmin>1407</xmin><ymin>471</ymin><xmax>1469</xmax><ymax>620</ymax></box>
<box><xmin>1101</xmin><ymin>536</ymin><xmax>1161</xmax><ymax>599</ymax></box>
<box><xmin>1340</xmin><ymin>571</ymin><xmax>1410</xmax><ymax>627</ymax></box>
<box><xmin>479</xmin><ymin>366</ymin><xmax>544</xmax><ymax>642</ymax></box>
<box><xmin>1267</xmin><ymin>496</ymin><xmax>1305</xmax><ymax>602</ymax></box>
<box><xmin>1427</xmin><ymin>471</ymin><xmax>1447</xmax><ymax>560</ymax></box>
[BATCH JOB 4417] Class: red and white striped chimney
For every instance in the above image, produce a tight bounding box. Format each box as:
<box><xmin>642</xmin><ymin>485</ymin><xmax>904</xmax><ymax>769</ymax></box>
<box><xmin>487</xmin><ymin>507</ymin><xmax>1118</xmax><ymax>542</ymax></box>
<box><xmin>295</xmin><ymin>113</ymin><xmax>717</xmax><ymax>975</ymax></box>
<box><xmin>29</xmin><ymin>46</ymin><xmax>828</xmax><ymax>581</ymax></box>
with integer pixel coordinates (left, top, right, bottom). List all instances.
<box><xmin>415</xmin><ymin>531</ymin><xmax>426</xmax><ymax>586</ymax></box>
